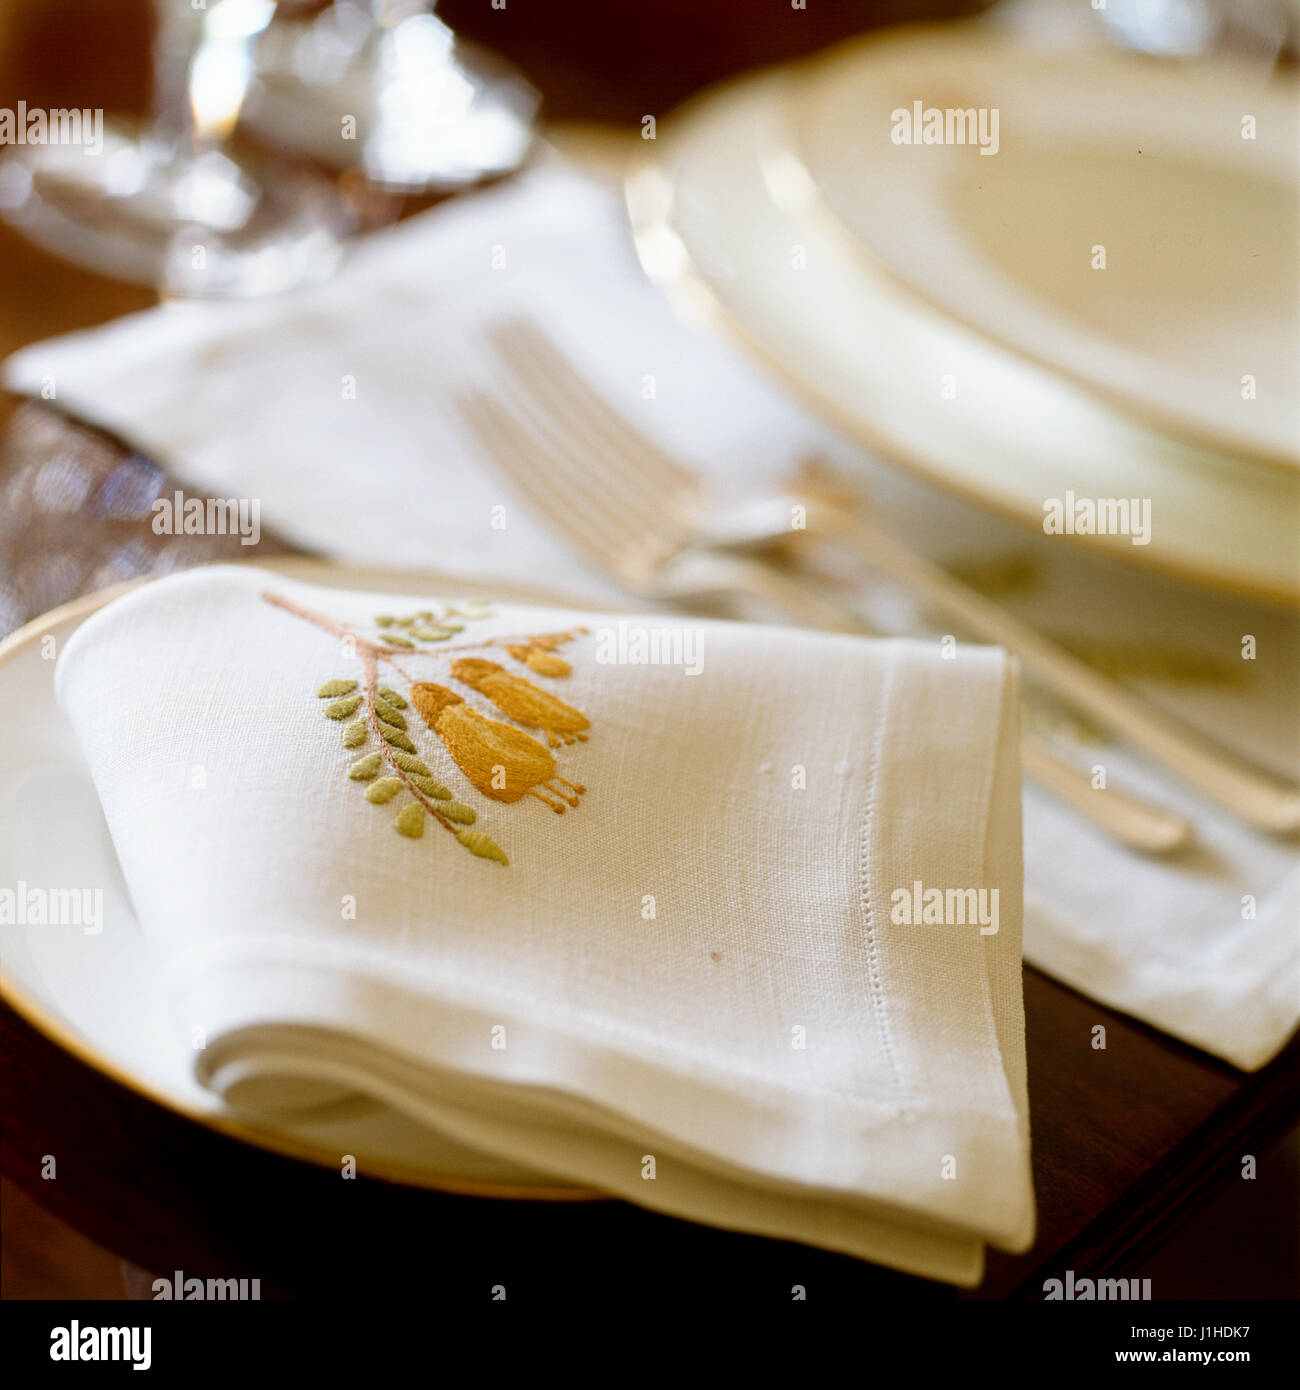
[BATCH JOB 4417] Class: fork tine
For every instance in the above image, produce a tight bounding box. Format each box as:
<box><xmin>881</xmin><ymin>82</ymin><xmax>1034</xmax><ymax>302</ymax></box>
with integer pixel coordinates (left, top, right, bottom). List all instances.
<box><xmin>512</xmin><ymin>318</ymin><xmax>700</xmax><ymax>492</ymax></box>
<box><xmin>456</xmin><ymin>393</ymin><xmax>662</xmax><ymax>585</ymax></box>
<box><xmin>488</xmin><ymin>321</ymin><xmax>681</xmax><ymax>516</ymax></box>
<box><xmin>488</xmin><ymin>318</ymin><xmax>702</xmax><ymax>504</ymax></box>
<box><xmin>484</xmin><ymin>360</ymin><xmax>688</xmax><ymax>555</ymax></box>
<box><xmin>487</xmin><ymin>335</ymin><xmax>674</xmax><ymax>527</ymax></box>
<box><xmin>455</xmin><ymin>393</ymin><xmax>616</xmax><ymax>563</ymax></box>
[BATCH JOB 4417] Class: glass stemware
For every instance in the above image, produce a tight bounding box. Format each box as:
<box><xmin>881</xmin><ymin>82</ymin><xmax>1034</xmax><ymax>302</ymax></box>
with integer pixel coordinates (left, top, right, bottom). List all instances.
<box><xmin>244</xmin><ymin>1</ymin><xmax>539</xmax><ymax>192</ymax></box>
<box><xmin>1093</xmin><ymin>0</ymin><xmax>1291</xmax><ymax>62</ymax></box>
<box><xmin>0</xmin><ymin>0</ymin><xmax>353</xmax><ymax>297</ymax></box>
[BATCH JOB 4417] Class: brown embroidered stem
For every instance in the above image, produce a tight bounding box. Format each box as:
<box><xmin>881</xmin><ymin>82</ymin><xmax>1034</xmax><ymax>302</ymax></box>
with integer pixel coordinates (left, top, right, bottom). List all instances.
<box><xmin>357</xmin><ymin>654</ymin><xmax>460</xmax><ymax>839</ymax></box>
<box><xmin>263</xmin><ymin>591</ymin><xmax>575</xmax><ymax>670</ymax></box>
<box><xmin>262</xmin><ymin>590</ymin><xmax>390</xmax><ymax>664</ymax></box>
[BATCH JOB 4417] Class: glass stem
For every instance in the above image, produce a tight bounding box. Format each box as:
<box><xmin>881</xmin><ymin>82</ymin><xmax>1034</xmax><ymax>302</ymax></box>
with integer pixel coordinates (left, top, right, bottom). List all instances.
<box><xmin>150</xmin><ymin>2</ymin><xmax>207</xmax><ymax>147</ymax></box>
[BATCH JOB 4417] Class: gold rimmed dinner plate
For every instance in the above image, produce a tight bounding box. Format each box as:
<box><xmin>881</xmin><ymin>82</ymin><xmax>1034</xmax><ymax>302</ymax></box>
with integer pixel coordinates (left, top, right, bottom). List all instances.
<box><xmin>0</xmin><ymin>558</ymin><xmax>611</xmax><ymax>1201</ymax></box>
<box><xmin>626</xmin><ymin>49</ymin><xmax>1300</xmax><ymax>607</ymax></box>
<box><xmin>792</xmin><ymin>26</ymin><xmax>1300</xmax><ymax>472</ymax></box>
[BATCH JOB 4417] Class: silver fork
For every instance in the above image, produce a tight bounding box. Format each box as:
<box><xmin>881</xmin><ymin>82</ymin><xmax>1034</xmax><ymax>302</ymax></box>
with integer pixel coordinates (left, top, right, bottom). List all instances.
<box><xmin>456</xmin><ymin>369</ymin><xmax>1192</xmax><ymax>858</ymax></box>
<box><xmin>479</xmin><ymin>319</ymin><xmax>1300</xmax><ymax>838</ymax></box>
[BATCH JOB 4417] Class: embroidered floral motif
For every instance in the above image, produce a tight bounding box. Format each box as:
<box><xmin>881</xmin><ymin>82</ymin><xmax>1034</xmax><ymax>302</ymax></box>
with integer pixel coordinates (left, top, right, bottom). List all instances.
<box><xmin>450</xmin><ymin>659</ymin><xmax>591</xmax><ymax>748</ymax></box>
<box><xmin>316</xmin><ymin>678</ymin><xmax>358</xmax><ymax>698</ymax></box>
<box><xmin>263</xmin><ymin>590</ymin><xmax>591</xmax><ymax>865</ymax></box>
<box><xmin>409</xmin><ymin>683</ymin><xmax>585</xmax><ymax>814</ymax></box>
<box><xmin>504</xmin><ymin>643</ymin><xmax>571</xmax><ymax>677</ymax></box>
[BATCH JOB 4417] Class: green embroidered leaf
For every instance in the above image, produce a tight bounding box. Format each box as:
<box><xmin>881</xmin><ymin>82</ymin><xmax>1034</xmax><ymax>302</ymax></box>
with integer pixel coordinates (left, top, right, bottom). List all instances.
<box><xmin>373</xmin><ymin>697</ymin><xmax>407</xmax><ymax>730</ymax></box>
<box><xmin>325</xmin><ymin>694</ymin><xmax>363</xmax><ymax>720</ymax></box>
<box><xmin>374</xmin><ymin>615</ymin><xmax>395</xmax><ymax>628</ymax></box>
<box><xmin>378</xmin><ymin>687</ymin><xmax>408</xmax><ymax>709</ymax></box>
<box><xmin>459</xmin><ymin>601</ymin><xmax>494</xmax><ymax>618</ymax></box>
<box><xmin>316</xmin><ymin>678</ymin><xmax>358</xmax><ymax>698</ymax></box>
<box><xmin>411</xmin><ymin>774</ymin><xmax>452</xmax><ymax>800</ymax></box>
<box><xmin>439</xmin><ymin>800</ymin><xmax>477</xmax><ymax>825</ymax></box>
<box><xmin>414</xmin><ymin>609</ymin><xmax>433</xmax><ymax>620</ymax></box>
<box><xmin>342</xmin><ymin>720</ymin><xmax>368</xmax><ymax>749</ymax></box>
<box><xmin>381</xmin><ymin>634</ymin><xmax>415</xmax><ymax>649</ymax></box>
<box><xmin>381</xmin><ymin>726</ymin><xmax>417</xmax><ymax>753</ymax></box>
<box><xmin>395</xmin><ymin>616</ymin><xmax>415</xmax><ymax>628</ymax></box>
<box><xmin>389</xmin><ymin>749</ymin><xmax>431</xmax><ymax>776</ymax></box>
<box><xmin>441</xmin><ymin>622</ymin><xmax>465</xmax><ymax>633</ymax></box>
<box><xmin>395</xmin><ymin>803</ymin><xmax>425</xmax><ymax>838</ymax></box>
<box><xmin>366</xmin><ymin>777</ymin><xmax>403</xmax><ymax>804</ymax></box>
<box><xmin>348</xmin><ymin>752</ymin><xmax>382</xmax><ymax>781</ymax></box>
<box><xmin>457</xmin><ymin>829</ymin><xmax>508</xmax><ymax>864</ymax></box>
<box><xmin>413</xmin><ymin>626</ymin><xmax>454</xmax><ymax>642</ymax></box>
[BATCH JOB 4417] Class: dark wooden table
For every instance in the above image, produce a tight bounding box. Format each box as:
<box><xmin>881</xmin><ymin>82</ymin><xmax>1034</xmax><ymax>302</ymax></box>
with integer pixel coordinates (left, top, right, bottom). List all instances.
<box><xmin>1</xmin><ymin>0</ymin><xmax>1296</xmax><ymax>1302</ymax></box>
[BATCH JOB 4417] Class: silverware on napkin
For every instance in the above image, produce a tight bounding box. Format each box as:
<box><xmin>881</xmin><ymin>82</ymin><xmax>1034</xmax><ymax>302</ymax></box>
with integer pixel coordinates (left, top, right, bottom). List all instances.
<box><xmin>455</xmin><ymin>320</ymin><xmax>1213</xmax><ymax>855</ymax></box>
<box><xmin>472</xmin><ymin>318</ymin><xmax>1300</xmax><ymax>840</ymax></box>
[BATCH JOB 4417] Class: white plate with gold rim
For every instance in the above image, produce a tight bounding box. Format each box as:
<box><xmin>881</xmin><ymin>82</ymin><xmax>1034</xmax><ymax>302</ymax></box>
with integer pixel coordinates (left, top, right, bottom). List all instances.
<box><xmin>793</xmin><ymin>26</ymin><xmax>1300</xmax><ymax>470</ymax></box>
<box><xmin>627</xmin><ymin>59</ymin><xmax>1300</xmax><ymax>607</ymax></box>
<box><xmin>0</xmin><ymin>559</ymin><xmax>607</xmax><ymax>1200</ymax></box>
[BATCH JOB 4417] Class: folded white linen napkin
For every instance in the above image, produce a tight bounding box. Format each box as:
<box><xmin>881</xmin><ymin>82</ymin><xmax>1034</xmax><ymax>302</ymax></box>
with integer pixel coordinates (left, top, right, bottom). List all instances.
<box><xmin>53</xmin><ymin>564</ymin><xmax>1033</xmax><ymax>1284</ymax></box>
<box><xmin>8</xmin><ymin>160</ymin><xmax>1295</xmax><ymax>1070</ymax></box>
<box><xmin>3</xmin><ymin>158</ymin><xmax>810</xmax><ymax>594</ymax></box>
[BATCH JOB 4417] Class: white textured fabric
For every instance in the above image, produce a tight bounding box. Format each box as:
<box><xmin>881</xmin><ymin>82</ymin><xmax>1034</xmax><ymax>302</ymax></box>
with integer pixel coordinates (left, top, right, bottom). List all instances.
<box><xmin>54</xmin><ymin>565</ymin><xmax>1033</xmax><ymax>1284</ymax></box>
<box><xmin>1009</xmin><ymin>573</ymin><xmax>1300</xmax><ymax>1073</ymax></box>
<box><xmin>3</xmin><ymin>159</ymin><xmax>807</xmax><ymax>595</ymax></box>
<box><xmin>7</xmin><ymin>163</ymin><xmax>1296</xmax><ymax>1070</ymax></box>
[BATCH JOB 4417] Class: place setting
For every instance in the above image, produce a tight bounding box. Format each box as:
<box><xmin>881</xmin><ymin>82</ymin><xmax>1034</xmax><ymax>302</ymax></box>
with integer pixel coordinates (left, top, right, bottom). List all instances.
<box><xmin>0</xmin><ymin>0</ymin><xmax>1296</xmax><ymax>1322</ymax></box>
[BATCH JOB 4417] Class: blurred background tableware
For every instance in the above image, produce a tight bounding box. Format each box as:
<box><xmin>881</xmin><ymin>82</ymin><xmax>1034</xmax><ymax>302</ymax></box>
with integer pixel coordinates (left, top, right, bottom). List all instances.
<box><xmin>0</xmin><ymin>0</ymin><xmax>354</xmax><ymax>295</ymax></box>
<box><xmin>1093</xmin><ymin>0</ymin><xmax>1293</xmax><ymax>61</ymax></box>
<box><xmin>0</xmin><ymin>0</ymin><xmax>546</xmax><ymax>295</ymax></box>
<box><xmin>244</xmin><ymin>0</ymin><xmax>539</xmax><ymax>191</ymax></box>
<box><xmin>790</xmin><ymin>26</ymin><xmax>1299</xmax><ymax>467</ymax></box>
<box><xmin>626</xmin><ymin>34</ymin><xmax>1300</xmax><ymax>605</ymax></box>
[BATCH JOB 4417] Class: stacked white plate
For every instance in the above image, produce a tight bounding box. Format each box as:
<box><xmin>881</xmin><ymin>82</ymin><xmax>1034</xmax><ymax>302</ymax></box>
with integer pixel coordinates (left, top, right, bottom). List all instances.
<box><xmin>627</xmin><ymin>24</ymin><xmax>1300</xmax><ymax>605</ymax></box>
